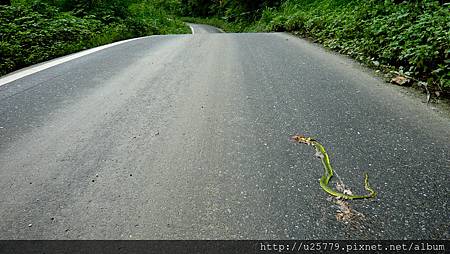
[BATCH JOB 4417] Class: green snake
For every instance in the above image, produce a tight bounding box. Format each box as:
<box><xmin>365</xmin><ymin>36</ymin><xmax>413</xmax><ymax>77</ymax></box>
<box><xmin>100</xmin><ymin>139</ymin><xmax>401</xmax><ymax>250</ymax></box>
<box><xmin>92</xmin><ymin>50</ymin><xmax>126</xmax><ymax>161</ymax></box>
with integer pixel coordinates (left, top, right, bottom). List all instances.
<box><xmin>292</xmin><ymin>135</ymin><xmax>376</xmax><ymax>200</ymax></box>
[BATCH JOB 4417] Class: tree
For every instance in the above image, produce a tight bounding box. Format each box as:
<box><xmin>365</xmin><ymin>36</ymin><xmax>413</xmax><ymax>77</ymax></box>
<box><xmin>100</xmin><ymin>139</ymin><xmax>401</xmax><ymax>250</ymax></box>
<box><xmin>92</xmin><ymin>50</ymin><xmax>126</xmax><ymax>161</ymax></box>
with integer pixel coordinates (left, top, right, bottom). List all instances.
<box><xmin>181</xmin><ymin>0</ymin><xmax>281</xmax><ymax>19</ymax></box>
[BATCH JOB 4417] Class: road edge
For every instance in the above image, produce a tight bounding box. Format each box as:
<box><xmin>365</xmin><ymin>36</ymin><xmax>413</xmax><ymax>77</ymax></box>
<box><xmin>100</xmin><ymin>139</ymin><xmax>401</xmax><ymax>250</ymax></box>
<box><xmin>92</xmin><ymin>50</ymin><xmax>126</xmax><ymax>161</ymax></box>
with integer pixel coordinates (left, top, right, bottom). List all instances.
<box><xmin>0</xmin><ymin>36</ymin><xmax>152</xmax><ymax>87</ymax></box>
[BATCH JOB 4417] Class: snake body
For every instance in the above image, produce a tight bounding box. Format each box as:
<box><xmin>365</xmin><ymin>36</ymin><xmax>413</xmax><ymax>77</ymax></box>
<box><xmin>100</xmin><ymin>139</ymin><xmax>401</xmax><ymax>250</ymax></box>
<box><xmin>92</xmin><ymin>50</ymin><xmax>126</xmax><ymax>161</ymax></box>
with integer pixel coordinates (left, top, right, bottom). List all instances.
<box><xmin>292</xmin><ymin>135</ymin><xmax>376</xmax><ymax>200</ymax></box>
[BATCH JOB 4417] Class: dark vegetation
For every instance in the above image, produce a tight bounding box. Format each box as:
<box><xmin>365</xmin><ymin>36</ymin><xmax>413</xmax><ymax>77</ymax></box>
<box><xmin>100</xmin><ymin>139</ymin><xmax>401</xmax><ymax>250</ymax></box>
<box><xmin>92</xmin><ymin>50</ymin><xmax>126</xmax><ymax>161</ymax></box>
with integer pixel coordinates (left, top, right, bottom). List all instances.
<box><xmin>0</xmin><ymin>0</ymin><xmax>189</xmax><ymax>75</ymax></box>
<box><xmin>181</xmin><ymin>0</ymin><xmax>450</xmax><ymax>96</ymax></box>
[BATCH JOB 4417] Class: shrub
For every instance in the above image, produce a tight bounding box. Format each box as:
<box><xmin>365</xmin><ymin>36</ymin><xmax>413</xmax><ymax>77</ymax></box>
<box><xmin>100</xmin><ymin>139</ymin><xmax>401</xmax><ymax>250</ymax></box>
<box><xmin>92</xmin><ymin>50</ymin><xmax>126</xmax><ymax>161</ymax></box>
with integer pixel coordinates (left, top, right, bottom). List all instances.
<box><xmin>0</xmin><ymin>1</ymin><xmax>189</xmax><ymax>76</ymax></box>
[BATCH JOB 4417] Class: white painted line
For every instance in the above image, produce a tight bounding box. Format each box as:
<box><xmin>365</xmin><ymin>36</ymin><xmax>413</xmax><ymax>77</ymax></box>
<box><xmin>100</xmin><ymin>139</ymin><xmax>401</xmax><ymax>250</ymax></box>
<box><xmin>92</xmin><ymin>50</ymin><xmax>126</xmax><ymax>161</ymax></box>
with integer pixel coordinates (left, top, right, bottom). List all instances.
<box><xmin>0</xmin><ymin>36</ymin><xmax>149</xmax><ymax>87</ymax></box>
<box><xmin>189</xmin><ymin>24</ymin><xmax>195</xmax><ymax>34</ymax></box>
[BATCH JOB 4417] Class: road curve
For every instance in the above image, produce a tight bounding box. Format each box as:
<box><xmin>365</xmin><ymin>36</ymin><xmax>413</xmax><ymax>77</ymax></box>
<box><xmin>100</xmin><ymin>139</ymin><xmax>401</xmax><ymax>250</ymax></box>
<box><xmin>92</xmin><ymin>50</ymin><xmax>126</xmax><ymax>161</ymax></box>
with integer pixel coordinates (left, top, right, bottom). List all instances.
<box><xmin>0</xmin><ymin>24</ymin><xmax>449</xmax><ymax>240</ymax></box>
<box><xmin>187</xmin><ymin>23</ymin><xmax>224</xmax><ymax>34</ymax></box>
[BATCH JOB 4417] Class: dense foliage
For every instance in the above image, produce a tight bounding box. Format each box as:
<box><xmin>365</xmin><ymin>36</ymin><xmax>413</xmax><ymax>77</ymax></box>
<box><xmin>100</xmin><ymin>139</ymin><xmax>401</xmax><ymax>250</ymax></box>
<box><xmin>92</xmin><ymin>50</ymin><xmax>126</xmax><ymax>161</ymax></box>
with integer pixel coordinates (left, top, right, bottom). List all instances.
<box><xmin>180</xmin><ymin>0</ymin><xmax>281</xmax><ymax>20</ymax></box>
<box><xmin>0</xmin><ymin>0</ymin><xmax>189</xmax><ymax>76</ymax></box>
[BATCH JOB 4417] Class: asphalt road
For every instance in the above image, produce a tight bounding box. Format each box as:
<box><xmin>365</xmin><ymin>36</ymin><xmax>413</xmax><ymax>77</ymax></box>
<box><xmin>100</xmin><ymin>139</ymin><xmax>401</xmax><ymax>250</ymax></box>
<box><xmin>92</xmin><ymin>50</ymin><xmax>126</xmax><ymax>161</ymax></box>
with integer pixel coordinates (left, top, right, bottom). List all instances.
<box><xmin>0</xmin><ymin>24</ymin><xmax>449</xmax><ymax>240</ymax></box>
<box><xmin>186</xmin><ymin>23</ymin><xmax>224</xmax><ymax>33</ymax></box>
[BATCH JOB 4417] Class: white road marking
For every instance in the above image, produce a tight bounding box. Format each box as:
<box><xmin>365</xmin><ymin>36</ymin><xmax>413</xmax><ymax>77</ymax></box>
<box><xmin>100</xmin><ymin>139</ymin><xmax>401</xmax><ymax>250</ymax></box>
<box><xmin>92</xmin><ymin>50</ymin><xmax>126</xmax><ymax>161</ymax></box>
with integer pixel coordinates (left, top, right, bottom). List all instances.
<box><xmin>188</xmin><ymin>24</ymin><xmax>195</xmax><ymax>34</ymax></box>
<box><xmin>0</xmin><ymin>36</ymin><xmax>149</xmax><ymax>87</ymax></box>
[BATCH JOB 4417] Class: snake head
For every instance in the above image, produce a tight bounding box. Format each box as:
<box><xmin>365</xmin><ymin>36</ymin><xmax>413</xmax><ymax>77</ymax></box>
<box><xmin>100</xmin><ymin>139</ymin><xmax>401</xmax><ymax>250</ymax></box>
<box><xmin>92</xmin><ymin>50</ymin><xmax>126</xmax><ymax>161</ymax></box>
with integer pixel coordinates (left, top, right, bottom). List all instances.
<box><xmin>291</xmin><ymin>135</ymin><xmax>315</xmax><ymax>145</ymax></box>
<box><xmin>291</xmin><ymin>135</ymin><xmax>305</xmax><ymax>142</ymax></box>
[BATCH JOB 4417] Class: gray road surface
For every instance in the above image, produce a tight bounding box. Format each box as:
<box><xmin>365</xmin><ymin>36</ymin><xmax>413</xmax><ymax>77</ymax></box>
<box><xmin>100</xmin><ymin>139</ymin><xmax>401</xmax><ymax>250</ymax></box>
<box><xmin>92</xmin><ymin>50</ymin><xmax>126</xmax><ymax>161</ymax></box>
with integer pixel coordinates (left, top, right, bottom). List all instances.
<box><xmin>0</xmin><ymin>24</ymin><xmax>449</xmax><ymax>240</ymax></box>
<box><xmin>186</xmin><ymin>23</ymin><xmax>223</xmax><ymax>34</ymax></box>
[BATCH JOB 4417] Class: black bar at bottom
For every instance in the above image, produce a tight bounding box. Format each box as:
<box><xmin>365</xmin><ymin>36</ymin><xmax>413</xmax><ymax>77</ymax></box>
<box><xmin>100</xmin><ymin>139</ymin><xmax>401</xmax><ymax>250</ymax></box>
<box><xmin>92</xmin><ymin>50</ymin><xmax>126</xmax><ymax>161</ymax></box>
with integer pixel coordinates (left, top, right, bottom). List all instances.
<box><xmin>0</xmin><ymin>240</ymin><xmax>448</xmax><ymax>254</ymax></box>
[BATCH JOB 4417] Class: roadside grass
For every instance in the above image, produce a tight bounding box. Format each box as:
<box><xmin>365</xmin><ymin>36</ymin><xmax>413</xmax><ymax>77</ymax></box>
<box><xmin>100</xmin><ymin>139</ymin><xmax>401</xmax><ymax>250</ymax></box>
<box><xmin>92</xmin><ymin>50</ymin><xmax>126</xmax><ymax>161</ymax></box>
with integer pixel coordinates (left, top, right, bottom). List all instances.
<box><xmin>248</xmin><ymin>0</ymin><xmax>450</xmax><ymax>96</ymax></box>
<box><xmin>0</xmin><ymin>2</ymin><xmax>190</xmax><ymax>76</ymax></box>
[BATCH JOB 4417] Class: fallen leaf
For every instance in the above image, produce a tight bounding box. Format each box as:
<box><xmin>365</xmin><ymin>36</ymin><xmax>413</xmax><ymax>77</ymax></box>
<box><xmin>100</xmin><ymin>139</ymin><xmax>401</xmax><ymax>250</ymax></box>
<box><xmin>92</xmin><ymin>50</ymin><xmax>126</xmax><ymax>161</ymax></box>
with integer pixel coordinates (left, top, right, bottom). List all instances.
<box><xmin>390</xmin><ymin>75</ymin><xmax>410</xmax><ymax>86</ymax></box>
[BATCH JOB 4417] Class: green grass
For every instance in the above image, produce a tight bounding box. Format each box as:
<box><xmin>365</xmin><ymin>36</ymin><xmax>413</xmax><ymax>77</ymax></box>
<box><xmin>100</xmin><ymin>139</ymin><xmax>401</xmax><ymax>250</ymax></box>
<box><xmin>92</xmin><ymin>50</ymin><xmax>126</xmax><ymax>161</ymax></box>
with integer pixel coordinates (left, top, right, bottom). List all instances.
<box><xmin>0</xmin><ymin>2</ymin><xmax>190</xmax><ymax>76</ymax></box>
